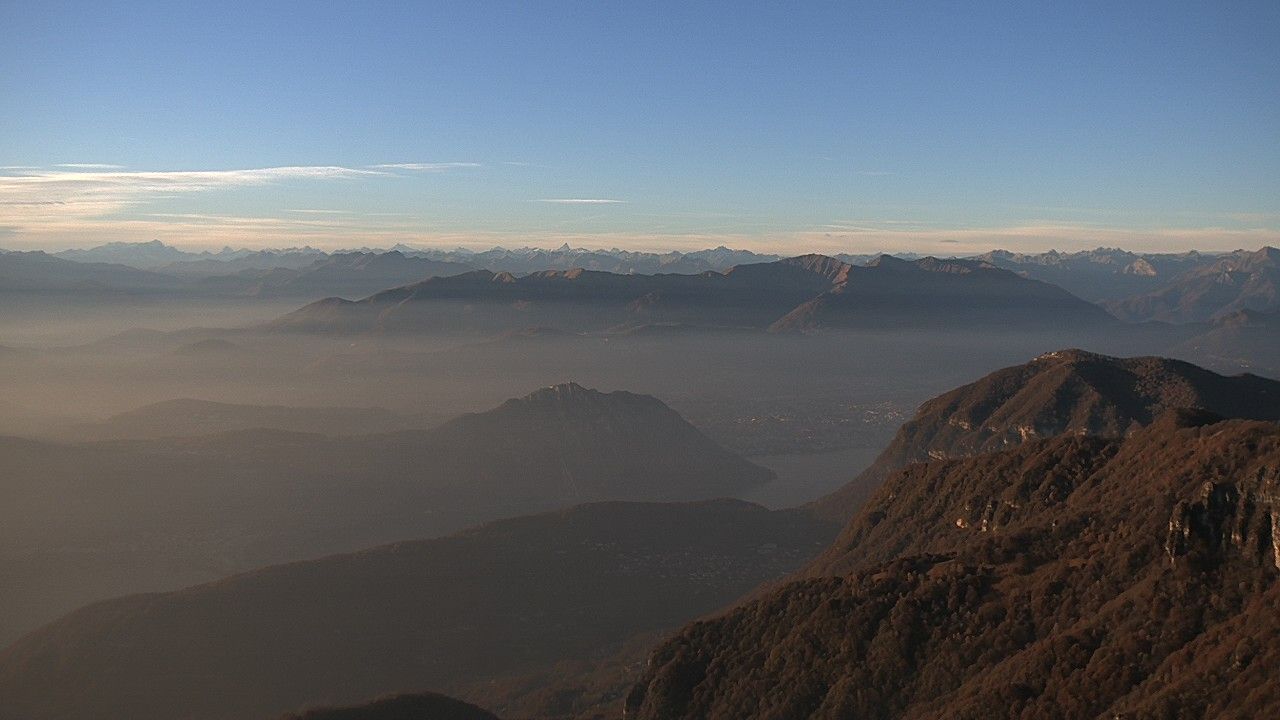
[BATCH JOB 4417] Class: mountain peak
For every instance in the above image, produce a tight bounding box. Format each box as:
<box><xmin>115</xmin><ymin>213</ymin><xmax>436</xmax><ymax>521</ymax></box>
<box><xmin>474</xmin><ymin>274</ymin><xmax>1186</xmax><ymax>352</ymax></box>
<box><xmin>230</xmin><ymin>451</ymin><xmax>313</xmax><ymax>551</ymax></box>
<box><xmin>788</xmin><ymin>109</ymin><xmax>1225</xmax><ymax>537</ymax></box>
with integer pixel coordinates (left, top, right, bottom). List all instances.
<box><xmin>809</xmin><ymin>351</ymin><xmax>1280</xmax><ymax>523</ymax></box>
<box><xmin>522</xmin><ymin>381</ymin><xmax>595</xmax><ymax>401</ymax></box>
<box><xmin>776</xmin><ymin>253</ymin><xmax>853</xmax><ymax>283</ymax></box>
<box><xmin>1031</xmin><ymin>347</ymin><xmax>1115</xmax><ymax>364</ymax></box>
<box><xmin>504</xmin><ymin>382</ymin><xmax>666</xmax><ymax>416</ymax></box>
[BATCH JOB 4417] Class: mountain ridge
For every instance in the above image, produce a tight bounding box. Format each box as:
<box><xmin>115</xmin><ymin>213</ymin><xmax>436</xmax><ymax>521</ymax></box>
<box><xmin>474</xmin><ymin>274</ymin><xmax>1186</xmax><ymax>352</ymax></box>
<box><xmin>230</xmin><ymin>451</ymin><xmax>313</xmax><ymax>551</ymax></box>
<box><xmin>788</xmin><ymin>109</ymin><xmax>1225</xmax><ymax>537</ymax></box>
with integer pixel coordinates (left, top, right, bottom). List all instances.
<box><xmin>274</xmin><ymin>254</ymin><xmax>1114</xmax><ymax>335</ymax></box>
<box><xmin>626</xmin><ymin>412</ymin><xmax>1280</xmax><ymax>719</ymax></box>
<box><xmin>808</xmin><ymin>349</ymin><xmax>1280</xmax><ymax>523</ymax></box>
<box><xmin>1106</xmin><ymin>246</ymin><xmax>1279</xmax><ymax>323</ymax></box>
<box><xmin>0</xmin><ymin>499</ymin><xmax>832</xmax><ymax>720</ymax></box>
<box><xmin>0</xmin><ymin>384</ymin><xmax>770</xmax><ymax>646</ymax></box>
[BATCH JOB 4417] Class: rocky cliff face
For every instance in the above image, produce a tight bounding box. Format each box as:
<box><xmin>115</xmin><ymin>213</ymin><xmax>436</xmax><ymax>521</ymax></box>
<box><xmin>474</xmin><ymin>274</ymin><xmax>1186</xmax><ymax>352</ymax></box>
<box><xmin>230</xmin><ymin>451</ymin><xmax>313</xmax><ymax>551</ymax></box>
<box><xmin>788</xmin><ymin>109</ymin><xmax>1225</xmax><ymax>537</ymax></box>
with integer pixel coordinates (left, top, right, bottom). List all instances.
<box><xmin>1165</xmin><ymin>471</ymin><xmax>1280</xmax><ymax>570</ymax></box>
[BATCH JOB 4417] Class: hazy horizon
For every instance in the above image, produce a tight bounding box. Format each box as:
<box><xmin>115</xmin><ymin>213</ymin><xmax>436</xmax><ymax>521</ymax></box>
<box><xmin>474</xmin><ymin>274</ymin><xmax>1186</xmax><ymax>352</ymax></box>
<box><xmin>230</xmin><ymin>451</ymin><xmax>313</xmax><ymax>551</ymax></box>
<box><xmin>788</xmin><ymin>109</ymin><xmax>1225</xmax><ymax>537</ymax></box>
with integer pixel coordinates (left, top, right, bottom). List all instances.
<box><xmin>5</xmin><ymin>236</ymin><xmax>1278</xmax><ymax>260</ymax></box>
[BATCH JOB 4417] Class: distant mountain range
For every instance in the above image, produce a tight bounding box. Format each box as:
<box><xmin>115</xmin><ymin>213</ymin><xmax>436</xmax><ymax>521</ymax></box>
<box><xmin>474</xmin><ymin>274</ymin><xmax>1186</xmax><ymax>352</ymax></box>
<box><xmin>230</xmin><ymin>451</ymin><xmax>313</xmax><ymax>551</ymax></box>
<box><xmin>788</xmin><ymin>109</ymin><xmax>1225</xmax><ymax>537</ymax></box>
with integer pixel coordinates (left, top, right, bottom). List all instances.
<box><xmin>975</xmin><ymin>247</ymin><xmax>1213</xmax><ymax>301</ymax></box>
<box><xmin>7</xmin><ymin>241</ymin><xmax>1278</xmax><ymax>326</ymax></box>
<box><xmin>1105</xmin><ymin>246</ymin><xmax>1280</xmax><ymax>323</ymax></box>
<box><xmin>45</xmin><ymin>240</ymin><xmax>794</xmax><ymax>274</ymax></box>
<box><xmin>0</xmin><ymin>383</ymin><xmax>770</xmax><ymax>645</ymax></box>
<box><xmin>1174</xmin><ymin>306</ymin><xmax>1280</xmax><ymax>377</ymax></box>
<box><xmin>53</xmin><ymin>239</ymin><xmax>296</xmax><ymax>268</ymax></box>
<box><xmin>275</xmin><ymin>254</ymin><xmax>1115</xmax><ymax>334</ymax></box>
<box><xmin>0</xmin><ymin>250</ymin><xmax>184</xmax><ymax>293</ymax></box>
<box><xmin>189</xmin><ymin>250</ymin><xmax>474</xmax><ymax>298</ymax></box>
<box><xmin>0</xmin><ymin>248</ymin><xmax>473</xmax><ymax>300</ymax></box>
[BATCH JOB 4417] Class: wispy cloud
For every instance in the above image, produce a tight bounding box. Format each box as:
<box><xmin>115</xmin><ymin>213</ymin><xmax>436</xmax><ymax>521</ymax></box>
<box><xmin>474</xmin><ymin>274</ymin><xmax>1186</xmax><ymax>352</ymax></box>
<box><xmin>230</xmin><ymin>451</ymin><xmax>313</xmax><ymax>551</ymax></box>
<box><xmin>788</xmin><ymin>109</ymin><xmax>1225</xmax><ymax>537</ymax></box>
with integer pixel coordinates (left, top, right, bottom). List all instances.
<box><xmin>1224</xmin><ymin>212</ymin><xmax>1280</xmax><ymax>224</ymax></box>
<box><xmin>2</xmin><ymin>163</ymin><xmax>1275</xmax><ymax>256</ymax></box>
<box><xmin>371</xmin><ymin>162</ymin><xmax>481</xmax><ymax>171</ymax></box>
<box><xmin>0</xmin><ymin>165</ymin><xmax>382</xmax><ymax>233</ymax></box>
<box><xmin>537</xmin><ymin>198</ymin><xmax>627</xmax><ymax>204</ymax></box>
<box><xmin>55</xmin><ymin>163</ymin><xmax>126</xmax><ymax>170</ymax></box>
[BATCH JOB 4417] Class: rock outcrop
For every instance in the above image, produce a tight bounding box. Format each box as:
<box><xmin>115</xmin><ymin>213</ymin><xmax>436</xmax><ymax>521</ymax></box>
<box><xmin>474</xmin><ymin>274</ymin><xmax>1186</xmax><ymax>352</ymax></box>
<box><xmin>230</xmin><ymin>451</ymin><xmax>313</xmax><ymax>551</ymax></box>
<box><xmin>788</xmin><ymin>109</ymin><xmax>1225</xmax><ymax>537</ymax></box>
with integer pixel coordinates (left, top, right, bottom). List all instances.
<box><xmin>1166</xmin><ymin>471</ymin><xmax>1280</xmax><ymax>569</ymax></box>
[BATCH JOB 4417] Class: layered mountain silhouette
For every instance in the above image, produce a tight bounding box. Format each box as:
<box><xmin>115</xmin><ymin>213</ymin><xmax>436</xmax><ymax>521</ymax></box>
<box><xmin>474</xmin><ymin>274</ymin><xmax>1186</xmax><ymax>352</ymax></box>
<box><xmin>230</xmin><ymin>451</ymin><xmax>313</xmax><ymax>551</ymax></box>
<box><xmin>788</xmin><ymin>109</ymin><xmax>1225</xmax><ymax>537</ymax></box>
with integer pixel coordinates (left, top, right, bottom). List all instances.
<box><xmin>0</xmin><ymin>384</ymin><xmax>770</xmax><ymax>645</ymax></box>
<box><xmin>1106</xmin><ymin>246</ymin><xmax>1279</xmax><ymax>323</ymax></box>
<box><xmin>975</xmin><ymin>247</ymin><xmax>1212</xmax><ymax>302</ymax></box>
<box><xmin>273</xmin><ymin>254</ymin><xmax>1115</xmax><ymax>334</ymax></box>
<box><xmin>63</xmin><ymin>398</ymin><xmax>435</xmax><ymax>440</ymax></box>
<box><xmin>280</xmin><ymin>693</ymin><xmax>500</xmax><ymax>720</ymax></box>
<box><xmin>53</xmin><ymin>239</ymin><xmax>202</xmax><ymax>267</ymax></box>
<box><xmin>192</xmin><ymin>250</ymin><xmax>474</xmax><ymax>298</ymax></box>
<box><xmin>626</xmin><ymin>411</ymin><xmax>1280</xmax><ymax>719</ymax></box>
<box><xmin>0</xmin><ymin>500</ymin><xmax>830</xmax><ymax>720</ymax></box>
<box><xmin>1175</xmin><ymin>306</ymin><xmax>1280</xmax><ymax>377</ymax></box>
<box><xmin>0</xmin><ymin>247</ymin><xmax>471</xmax><ymax>301</ymax></box>
<box><xmin>45</xmin><ymin>240</ymin><xmax>783</xmax><ymax>275</ymax></box>
<box><xmin>765</xmin><ymin>256</ymin><xmax>1114</xmax><ymax>332</ymax></box>
<box><xmin>0</xmin><ymin>250</ymin><xmax>182</xmax><ymax>293</ymax></box>
<box><xmin>809</xmin><ymin>349</ymin><xmax>1280</xmax><ymax>522</ymax></box>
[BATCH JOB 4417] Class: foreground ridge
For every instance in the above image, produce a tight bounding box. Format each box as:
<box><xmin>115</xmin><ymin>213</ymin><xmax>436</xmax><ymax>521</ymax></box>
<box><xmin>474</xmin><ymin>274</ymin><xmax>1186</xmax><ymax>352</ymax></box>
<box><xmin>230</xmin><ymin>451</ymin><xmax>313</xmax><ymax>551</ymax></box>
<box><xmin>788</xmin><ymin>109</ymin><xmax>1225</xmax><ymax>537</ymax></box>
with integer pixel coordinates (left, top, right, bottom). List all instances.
<box><xmin>627</xmin><ymin>413</ymin><xmax>1280</xmax><ymax>719</ymax></box>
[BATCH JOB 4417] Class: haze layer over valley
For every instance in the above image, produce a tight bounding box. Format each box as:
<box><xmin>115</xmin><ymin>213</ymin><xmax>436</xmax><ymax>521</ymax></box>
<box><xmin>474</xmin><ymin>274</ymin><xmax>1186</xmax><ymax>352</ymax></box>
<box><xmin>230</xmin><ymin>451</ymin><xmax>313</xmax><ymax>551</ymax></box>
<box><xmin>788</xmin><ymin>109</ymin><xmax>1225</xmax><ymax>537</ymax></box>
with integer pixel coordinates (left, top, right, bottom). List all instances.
<box><xmin>3</xmin><ymin>2</ymin><xmax>1278</xmax><ymax>717</ymax></box>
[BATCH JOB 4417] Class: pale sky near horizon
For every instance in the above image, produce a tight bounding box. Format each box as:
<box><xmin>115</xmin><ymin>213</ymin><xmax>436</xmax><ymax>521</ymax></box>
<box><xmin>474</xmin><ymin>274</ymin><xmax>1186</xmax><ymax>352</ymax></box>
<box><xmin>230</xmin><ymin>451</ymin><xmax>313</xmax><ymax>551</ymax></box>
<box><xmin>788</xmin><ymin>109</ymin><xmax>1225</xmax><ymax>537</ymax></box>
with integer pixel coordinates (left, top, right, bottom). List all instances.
<box><xmin>1</xmin><ymin>1</ymin><xmax>1278</xmax><ymax>255</ymax></box>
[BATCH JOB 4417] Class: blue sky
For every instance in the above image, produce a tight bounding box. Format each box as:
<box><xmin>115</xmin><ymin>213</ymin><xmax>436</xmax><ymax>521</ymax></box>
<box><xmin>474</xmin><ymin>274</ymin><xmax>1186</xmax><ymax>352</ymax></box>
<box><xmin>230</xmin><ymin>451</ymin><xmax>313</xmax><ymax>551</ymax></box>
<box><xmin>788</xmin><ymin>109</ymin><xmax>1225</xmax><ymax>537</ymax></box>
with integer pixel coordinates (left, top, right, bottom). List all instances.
<box><xmin>1</xmin><ymin>1</ymin><xmax>1277</xmax><ymax>253</ymax></box>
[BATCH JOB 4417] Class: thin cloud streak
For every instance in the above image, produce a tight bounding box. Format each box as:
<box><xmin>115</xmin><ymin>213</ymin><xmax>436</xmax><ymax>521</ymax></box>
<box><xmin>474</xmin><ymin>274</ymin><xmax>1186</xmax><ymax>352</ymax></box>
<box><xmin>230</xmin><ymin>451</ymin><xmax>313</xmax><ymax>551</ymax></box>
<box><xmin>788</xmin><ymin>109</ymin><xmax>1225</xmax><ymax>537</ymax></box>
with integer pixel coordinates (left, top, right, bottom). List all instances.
<box><xmin>2</xmin><ymin>165</ymin><xmax>1275</xmax><ymax>255</ymax></box>
<box><xmin>0</xmin><ymin>165</ymin><xmax>382</xmax><ymax>228</ymax></box>
<box><xmin>54</xmin><ymin>163</ymin><xmax>126</xmax><ymax>169</ymax></box>
<box><xmin>537</xmin><ymin>198</ymin><xmax>627</xmax><ymax>204</ymax></box>
<box><xmin>371</xmin><ymin>162</ymin><xmax>481</xmax><ymax>171</ymax></box>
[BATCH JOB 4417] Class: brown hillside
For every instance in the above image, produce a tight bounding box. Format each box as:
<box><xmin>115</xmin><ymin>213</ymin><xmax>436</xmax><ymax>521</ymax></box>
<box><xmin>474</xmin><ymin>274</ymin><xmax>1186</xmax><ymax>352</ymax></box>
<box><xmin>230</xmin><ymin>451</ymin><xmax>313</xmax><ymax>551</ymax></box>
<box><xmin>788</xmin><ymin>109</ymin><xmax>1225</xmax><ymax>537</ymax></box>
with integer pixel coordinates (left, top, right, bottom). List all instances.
<box><xmin>626</xmin><ymin>413</ymin><xmax>1280</xmax><ymax>719</ymax></box>
<box><xmin>810</xmin><ymin>349</ymin><xmax>1280</xmax><ymax>523</ymax></box>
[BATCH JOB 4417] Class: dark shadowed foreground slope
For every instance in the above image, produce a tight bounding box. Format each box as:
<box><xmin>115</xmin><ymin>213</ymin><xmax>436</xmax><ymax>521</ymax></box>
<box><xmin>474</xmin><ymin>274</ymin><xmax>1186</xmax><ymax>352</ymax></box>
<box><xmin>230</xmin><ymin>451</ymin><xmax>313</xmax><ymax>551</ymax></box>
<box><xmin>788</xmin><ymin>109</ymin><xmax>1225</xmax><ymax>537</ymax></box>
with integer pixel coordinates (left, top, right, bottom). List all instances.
<box><xmin>626</xmin><ymin>412</ymin><xmax>1280</xmax><ymax>719</ymax></box>
<box><xmin>0</xmin><ymin>383</ymin><xmax>770</xmax><ymax>645</ymax></box>
<box><xmin>0</xmin><ymin>500</ymin><xmax>830</xmax><ymax>720</ymax></box>
<box><xmin>280</xmin><ymin>692</ymin><xmax>499</xmax><ymax>720</ymax></box>
<box><xmin>809</xmin><ymin>349</ymin><xmax>1280</xmax><ymax>522</ymax></box>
